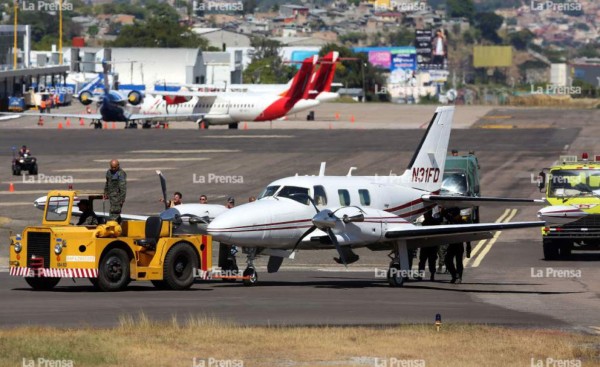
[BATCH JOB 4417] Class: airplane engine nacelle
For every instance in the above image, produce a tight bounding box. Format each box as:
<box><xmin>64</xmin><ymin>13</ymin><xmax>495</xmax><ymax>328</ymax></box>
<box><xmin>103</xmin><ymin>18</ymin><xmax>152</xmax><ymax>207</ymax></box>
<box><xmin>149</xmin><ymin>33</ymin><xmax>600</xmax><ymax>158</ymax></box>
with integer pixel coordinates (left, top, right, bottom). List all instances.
<box><xmin>127</xmin><ymin>90</ymin><xmax>144</xmax><ymax>106</ymax></box>
<box><xmin>78</xmin><ymin>91</ymin><xmax>94</xmax><ymax>105</ymax></box>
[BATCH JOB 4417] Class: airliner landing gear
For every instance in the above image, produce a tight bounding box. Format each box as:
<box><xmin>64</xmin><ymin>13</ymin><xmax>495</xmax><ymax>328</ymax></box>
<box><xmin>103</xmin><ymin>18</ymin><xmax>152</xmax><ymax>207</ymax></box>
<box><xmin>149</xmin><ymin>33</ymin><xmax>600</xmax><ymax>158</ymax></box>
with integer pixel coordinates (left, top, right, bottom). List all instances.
<box><xmin>142</xmin><ymin>120</ymin><xmax>152</xmax><ymax>129</ymax></box>
<box><xmin>228</xmin><ymin>122</ymin><xmax>239</xmax><ymax>129</ymax></box>
<box><xmin>243</xmin><ymin>247</ymin><xmax>258</xmax><ymax>286</ymax></box>
<box><xmin>126</xmin><ymin>121</ymin><xmax>138</xmax><ymax>129</ymax></box>
<box><xmin>198</xmin><ymin>120</ymin><xmax>210</xmax><ymax>129</ymax></box>
<box><xmin>92</xmin><ymin>120</ymin><xmax>102</xmax><ymax>129</ymax></box>
<box><xmin>387</xmin><ymin>241</ymin><xmax>410</xmax><ymax>288</ymax></box>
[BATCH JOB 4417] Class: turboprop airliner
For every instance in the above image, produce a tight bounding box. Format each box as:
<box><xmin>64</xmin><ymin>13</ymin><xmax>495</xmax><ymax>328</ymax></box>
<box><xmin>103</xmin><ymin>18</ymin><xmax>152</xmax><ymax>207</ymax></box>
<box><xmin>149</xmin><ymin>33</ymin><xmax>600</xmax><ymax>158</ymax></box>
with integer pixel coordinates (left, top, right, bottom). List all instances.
<box><xmin>207</xmin><ymin>106</ymin><xmax>565</xmax><ymax>287</ymax></box>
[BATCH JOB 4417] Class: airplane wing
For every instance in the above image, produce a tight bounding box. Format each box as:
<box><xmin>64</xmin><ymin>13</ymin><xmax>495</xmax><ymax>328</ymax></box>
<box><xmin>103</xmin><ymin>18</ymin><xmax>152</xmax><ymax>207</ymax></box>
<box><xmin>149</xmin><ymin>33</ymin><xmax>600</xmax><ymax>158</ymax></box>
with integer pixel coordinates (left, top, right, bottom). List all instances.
<box><xmin>384</xmin><ymin>221</ymin><xmax>545</xmax><ymax>248</ymax></box>
<box><xmin>56</xmin><ymin>206</ymin><xmax>149</xmax><ymax>221</ymax></box>
<box><xmin>0</xmin><ymin>111</ymin><xmax>103</xmax><ymax>120</ymax></box>
<box><xmin>422</xmin><ymin>194</ymin><xmax>546</xmax><ymax>207</ymax></box>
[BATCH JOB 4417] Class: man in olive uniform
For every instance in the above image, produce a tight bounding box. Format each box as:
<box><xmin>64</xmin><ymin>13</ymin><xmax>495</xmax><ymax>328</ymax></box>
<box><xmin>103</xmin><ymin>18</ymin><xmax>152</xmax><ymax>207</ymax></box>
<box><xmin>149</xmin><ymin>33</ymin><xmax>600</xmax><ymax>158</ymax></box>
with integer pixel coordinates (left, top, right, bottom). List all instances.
<box><xmin>104</xmin><ymin>159</ymin><xmax>126</xmax><ymax>222</ymax></box>
<box><xmin>76</xmin><ymin>199</ymin><xmax>99</xmax><ymax>226</ymax></box>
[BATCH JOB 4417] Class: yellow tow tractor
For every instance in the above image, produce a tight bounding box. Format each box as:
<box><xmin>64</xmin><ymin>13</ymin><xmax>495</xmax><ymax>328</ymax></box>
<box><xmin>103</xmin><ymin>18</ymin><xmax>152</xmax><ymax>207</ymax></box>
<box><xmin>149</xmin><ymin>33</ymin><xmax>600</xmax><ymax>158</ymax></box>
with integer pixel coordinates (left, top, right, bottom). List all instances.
<box><xmin>8</xmin><ymin>190</ymin><xmax>213</xmax><ymax>291</ymax></box>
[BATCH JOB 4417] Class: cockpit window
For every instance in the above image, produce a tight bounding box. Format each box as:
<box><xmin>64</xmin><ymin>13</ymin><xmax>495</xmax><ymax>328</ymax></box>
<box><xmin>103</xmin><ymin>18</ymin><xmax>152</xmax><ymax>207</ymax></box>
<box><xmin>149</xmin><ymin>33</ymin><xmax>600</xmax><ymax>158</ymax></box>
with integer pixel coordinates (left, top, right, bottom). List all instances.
<box><xmin>278</xmin><ymin>186</ymin><xmax>310</xmax><ymax>205</ymax></box>
<box><xmin>258</xmin><ymin>185</ymin><xmax>280</xmax><ymax>200</ymax></box>
<box><xmin>314</xmin><ymin>185</ymin><xmax>327</xmax><ymax>206</ymax></box>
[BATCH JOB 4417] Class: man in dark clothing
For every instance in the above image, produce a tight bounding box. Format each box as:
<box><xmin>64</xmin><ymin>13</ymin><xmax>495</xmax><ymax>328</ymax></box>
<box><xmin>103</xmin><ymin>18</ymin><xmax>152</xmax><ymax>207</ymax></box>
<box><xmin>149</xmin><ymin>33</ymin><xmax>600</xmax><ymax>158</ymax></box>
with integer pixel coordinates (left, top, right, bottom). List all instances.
<box><xmin>444</xmin><ymin>207</ymin><xmax>466</xmax><ymax>284</ymax></box>
<box><xmin>417</xmin><ymin>208</ymin><xmax>442</xmax><ymax>281</ymax></box>
<box><xmin>77</xmin><ymin>199</ymin><xmax>99</xmax><ymax>226</ymax></box>
<box><xmin>103</xmin><ymin>159</ymin><xmax>127</xmax><ymax>222</ymax></box>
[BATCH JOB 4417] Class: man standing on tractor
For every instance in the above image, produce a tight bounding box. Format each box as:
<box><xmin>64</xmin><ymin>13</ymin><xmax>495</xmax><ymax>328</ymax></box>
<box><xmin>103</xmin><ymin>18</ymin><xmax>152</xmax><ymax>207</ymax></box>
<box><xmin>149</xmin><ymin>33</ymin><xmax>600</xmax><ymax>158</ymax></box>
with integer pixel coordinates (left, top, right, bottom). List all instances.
<box><xmin>103</xmin><ymin>159</ymin><xmax>127</xmax><ymax>222</ymax></box>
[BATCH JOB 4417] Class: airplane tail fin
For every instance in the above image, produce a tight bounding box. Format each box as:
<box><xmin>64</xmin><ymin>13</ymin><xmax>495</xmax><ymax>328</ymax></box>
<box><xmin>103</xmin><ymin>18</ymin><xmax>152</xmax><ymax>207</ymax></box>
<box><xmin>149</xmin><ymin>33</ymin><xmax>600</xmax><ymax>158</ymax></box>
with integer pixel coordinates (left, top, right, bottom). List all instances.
<box><xmin>401</xmin><ymin>106</ymin><xmax>455</xmax><ymax>193</ymax></box>
<box><xmin>307</xmin><ymin>52</ymin><xmax>339</xmax><ymax>99</ymax></box>
<box><xmin>284</xmin><ymin>55</ymin><xmax>317</xmax><ymax>102</ymax></box>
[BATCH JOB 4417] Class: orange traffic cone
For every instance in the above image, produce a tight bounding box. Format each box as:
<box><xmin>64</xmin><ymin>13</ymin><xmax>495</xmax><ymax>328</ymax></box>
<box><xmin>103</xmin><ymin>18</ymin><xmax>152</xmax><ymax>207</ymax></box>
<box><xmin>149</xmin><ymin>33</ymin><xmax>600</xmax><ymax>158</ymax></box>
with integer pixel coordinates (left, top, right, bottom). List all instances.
<box><xmin>335</xmin><ymin>112</ymin><xmax>340</xmax><ymax>120</ymax></box>
<box><xmin>200</xmin><ymin>121</ymin><xmax>206</xmax><ymax>129</ymax></box>
<box><xmin>243</xmin><ymin>122</ymin><xmax>248</xmax><ymax>130</ymax></box>
<box><xmin>350</xmin><ymin>115</ymin><xmax>355</xmax><ymax>123</ymax></box>
<box><xmin>66</xmin><ymin>118</ymin><xmax>71</xmax><ymax>127</ymax></box>
<box><xmin>111</xmin><ymin>122</ymin><xmax>116</xmax><ymax>129</ymax></box>
<box><xmin>9</xmin><ymin>183</ymin><xmax>14</xmax><ymax>192</ymax></box>
<box><xmin>79</xmin><ymin>118</ymin><xmax>84</xmax><ymax>126</ymax></box>
<box><xmin>57</xmin><ymin>122</ymin><xmax>63</xmax><ymax>129</ymax></box>
<box><xmin>103</xmin><ymin>122</ymin><xmax>108</xmax><ymax>129</ymax></box>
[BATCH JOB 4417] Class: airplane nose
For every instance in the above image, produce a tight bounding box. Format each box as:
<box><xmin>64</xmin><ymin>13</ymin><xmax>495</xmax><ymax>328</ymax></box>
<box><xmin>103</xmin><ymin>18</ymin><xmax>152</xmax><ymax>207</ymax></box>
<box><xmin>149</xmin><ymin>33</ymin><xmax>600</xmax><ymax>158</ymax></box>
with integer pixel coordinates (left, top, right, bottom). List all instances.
<box><xmin>207</xmin><ymin>202</ymin><xmax>270</xmax><ymax>245</ymax></box>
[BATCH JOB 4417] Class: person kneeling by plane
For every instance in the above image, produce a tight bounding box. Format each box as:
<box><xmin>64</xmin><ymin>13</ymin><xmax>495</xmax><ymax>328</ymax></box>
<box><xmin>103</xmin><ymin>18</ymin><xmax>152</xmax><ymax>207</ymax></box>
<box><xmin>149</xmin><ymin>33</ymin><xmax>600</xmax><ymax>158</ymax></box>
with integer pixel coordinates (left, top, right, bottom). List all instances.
<box><xmin>77</xmin><ymin>199</ymin><xmax>99</xmax><ymax>226</ymax></box>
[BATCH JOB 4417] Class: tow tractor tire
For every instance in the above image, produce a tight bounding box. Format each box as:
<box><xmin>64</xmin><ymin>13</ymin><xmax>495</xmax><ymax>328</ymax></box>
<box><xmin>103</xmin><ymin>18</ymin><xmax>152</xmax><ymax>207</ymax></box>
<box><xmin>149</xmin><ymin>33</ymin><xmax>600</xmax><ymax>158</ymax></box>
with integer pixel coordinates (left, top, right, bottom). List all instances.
<box><xmin>242</xmin><ymin>267</ymin><xmax>258</xmax><ymax>287</ymax></box>
<box><xmin>163</xmin><ymin>243</ymin><xmax>198</xmax><ymax>290</ymax></box>
<box><xmin>543</xmin><ymin>238</ymin><xmax>560</xmax><ymax>260</ymax></box>
<box><xmin>387</xmin><ymin>262</ymin><xmax>404</xmax><ymax>287</ymax></box>
<box><xmin>25</xmin><ymin>277</ymin><xmax>61</xmax><ymax>290</ymax></box>
<box><xmin>29</xmin><ymin>163</ymin><xmax>38</xmax><ymax>175</ymax></box>
<box><xmin>97</xmin><ymin>248</ymin><xmax>131</xmax><ymax>292</ymax></box>
<box><xmin>228</xmin><ymin>122</ymin><xmax>239</xmax><ymax>129</ymax></box>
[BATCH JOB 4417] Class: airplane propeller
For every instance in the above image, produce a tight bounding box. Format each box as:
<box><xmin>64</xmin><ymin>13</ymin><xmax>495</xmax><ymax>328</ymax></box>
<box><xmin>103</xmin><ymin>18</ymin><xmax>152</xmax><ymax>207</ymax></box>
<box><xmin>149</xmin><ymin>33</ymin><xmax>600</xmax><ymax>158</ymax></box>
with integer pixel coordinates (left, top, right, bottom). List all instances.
<box><xmin>156</xmin><ymin>170</ymin><xmax>168</xmax><ymax>210</ymax></box>
<box><xmin>290</xmin><ymin>194</ymin><xmax>365</xmax><ymax>266</ymax></box>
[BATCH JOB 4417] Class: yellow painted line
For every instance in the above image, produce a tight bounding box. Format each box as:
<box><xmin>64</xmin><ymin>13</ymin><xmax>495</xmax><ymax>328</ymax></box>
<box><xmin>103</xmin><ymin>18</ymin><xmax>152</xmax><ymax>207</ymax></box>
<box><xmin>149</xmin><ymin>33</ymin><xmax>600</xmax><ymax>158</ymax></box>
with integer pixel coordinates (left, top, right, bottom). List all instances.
<box><xmin>479</xmin><ymin>124</ymin><xmax>515</xmax><ymax>129</ymax></box>
<box><xmin>471</xmin><ymin>209</ymin><xmax>518</xmax><ymax>268</ymax></box>
<box><xmin>53</xmin><ymin>168</ymin><xmax>176</xmax><ymax>172</ymax></box>
<box><xmin>93</xmin><ymin>158</ymin><xmax>210</xmax><ymax>162</ymax></box>
<box><xmin>482</xmin><ymin>115</ymin><xmax>512</xmax><ymax>119</ymax></box>
<box><xmin>129</xmin><ymin>149</ymin><xmax>240</xmax><ymax>154</ymax></box>
<box><xmin>464</xmin><ymin>209</ymin><xmax>510</xmax><ymax>267</ymax></box>
<box><xmin>198</xmin><ymin>135</ymin><xmax>294</xmax><ymax>139</ymax></box>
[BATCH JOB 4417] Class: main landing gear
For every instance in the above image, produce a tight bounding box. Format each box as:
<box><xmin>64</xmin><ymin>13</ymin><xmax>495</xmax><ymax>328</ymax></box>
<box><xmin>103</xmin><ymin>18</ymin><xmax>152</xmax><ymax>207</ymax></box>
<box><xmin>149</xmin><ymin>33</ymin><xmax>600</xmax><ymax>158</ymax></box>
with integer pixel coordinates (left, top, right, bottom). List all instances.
<box><xmin>387</xmin><ymin>241</ymin><xmax>410</xmax><ymax>288</ymax></box>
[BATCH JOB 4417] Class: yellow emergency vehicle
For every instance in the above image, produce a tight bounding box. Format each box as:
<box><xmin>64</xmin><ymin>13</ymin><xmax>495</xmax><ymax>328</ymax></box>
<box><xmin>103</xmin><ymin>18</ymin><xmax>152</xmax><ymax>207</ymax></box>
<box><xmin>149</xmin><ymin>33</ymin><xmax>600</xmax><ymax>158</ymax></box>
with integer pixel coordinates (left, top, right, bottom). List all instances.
<box><xmin>538</xmin><ymin>153</ymin><xmax>600</xmax><ymax>259</ymax></box>
<box><xmin>8</xmin><ymin>190</ymin><xmax>213</xmax><ymax>291</ymax></box>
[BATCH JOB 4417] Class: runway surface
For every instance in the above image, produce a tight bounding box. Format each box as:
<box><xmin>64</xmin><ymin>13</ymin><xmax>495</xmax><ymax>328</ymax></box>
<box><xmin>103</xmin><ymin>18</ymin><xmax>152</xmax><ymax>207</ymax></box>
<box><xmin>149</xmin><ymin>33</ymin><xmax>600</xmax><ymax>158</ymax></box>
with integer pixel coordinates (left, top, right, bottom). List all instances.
<box><xmin>0</xmin><ymin>107</ymin><xmax>598</xmax><ymax>333</ymax></box>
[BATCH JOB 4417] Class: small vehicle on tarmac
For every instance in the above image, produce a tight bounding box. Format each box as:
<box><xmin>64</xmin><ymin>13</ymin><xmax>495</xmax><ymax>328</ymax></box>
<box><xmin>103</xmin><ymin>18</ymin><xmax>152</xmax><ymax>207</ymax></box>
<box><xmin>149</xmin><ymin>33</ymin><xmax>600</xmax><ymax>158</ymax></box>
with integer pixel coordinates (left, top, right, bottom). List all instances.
<box><xmin>12</xmin><ymin>146</ymin><xmax>38</xmax><ymax>175</ymax></box>
<box><xmin>8</xmin><ymin>190</ymin><xmax>214</xmax><ymax>291</ymax></box>
<box><xmin>538</xmin><ymin>153</ymin><xmax>600</xmax><ymax>259</ymax></box>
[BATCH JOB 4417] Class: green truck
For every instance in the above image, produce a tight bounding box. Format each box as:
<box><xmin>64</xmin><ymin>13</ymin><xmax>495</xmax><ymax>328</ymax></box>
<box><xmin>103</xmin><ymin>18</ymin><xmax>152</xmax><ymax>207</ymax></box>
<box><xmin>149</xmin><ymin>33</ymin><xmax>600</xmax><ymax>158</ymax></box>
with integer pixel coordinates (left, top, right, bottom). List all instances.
<box><xmin>441</xmin><ymin>151</ymin><xmax>481</xmax><ymax>223</ymax></box>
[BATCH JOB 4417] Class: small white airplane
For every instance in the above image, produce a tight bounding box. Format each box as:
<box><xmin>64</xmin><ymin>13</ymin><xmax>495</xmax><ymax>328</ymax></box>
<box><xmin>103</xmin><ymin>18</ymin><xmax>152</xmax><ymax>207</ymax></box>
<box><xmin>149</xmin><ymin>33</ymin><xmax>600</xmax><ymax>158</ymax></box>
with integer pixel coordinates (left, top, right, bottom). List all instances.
<box><xmin>207</xmin><ymin>106</ymin><xmax>569</xmax><ymax>287</ymax></box>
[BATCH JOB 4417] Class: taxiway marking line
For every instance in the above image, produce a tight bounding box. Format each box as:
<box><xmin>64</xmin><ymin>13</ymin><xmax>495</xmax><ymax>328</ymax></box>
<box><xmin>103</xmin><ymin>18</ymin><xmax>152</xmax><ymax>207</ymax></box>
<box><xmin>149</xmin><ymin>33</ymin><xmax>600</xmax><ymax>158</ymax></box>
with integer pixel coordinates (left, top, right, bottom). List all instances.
<box><xmin>464</xmin><ymin>209</ymin><xmax>510</xmax><ymax>267</ymax></box>
<box><xmin>53</xmin><ymin>168</ymin><xmax>176</xmax><ymax>172</ymax></box>
<box><xmin>93</xmin><ymin>158</ymin><xmax>210</xmax><ymax>162</ymax></box>
<box><xmin>470</xmin><ymin>209</ymin><xmax>518</xmax><ymax>268</ymax></box>
<box><xmin>128</xmin><ymin>149</ymin><xmax>240</xmax><ymax>154</ymax></box>
<box><xmin>0</xmin><ymin>202</ymin><xmax>33</xmax><ymax>207</ymax></box>
<box><xmin>2</xmin><ymin>178</ymin><xmax>140</xmax><ymax>184</ymax></box>
<box><xmin>198</xmin><ymin>135</ymin><xmax>294</xmax><ymax>139</ymax></box>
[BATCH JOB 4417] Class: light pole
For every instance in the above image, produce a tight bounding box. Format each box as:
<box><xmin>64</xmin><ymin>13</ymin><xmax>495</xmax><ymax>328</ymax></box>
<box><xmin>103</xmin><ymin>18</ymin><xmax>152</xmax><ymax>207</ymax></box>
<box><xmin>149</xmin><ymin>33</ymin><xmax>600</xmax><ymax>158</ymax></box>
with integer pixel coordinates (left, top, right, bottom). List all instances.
<box><xmin>361</xmin><ymin>62</ymin><xmax>367</xmax><ymax>103</ymax></box>
<box><xmin>13</xmin><ymin>0</ymin><xmax>18</xmax><ymax>69</ymax></box>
